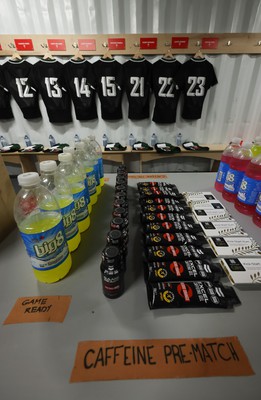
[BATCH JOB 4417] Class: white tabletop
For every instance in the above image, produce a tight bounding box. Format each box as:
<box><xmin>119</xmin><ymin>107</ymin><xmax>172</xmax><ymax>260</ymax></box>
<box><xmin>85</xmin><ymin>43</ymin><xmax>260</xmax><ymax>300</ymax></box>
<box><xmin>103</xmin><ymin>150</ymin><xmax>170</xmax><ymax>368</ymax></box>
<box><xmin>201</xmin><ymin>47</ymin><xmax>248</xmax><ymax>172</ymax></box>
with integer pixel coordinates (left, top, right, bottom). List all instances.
<box><xmin>0</xmin><ymin>173</ymin><xmax>260</xmax><ymax>400</ymax></box>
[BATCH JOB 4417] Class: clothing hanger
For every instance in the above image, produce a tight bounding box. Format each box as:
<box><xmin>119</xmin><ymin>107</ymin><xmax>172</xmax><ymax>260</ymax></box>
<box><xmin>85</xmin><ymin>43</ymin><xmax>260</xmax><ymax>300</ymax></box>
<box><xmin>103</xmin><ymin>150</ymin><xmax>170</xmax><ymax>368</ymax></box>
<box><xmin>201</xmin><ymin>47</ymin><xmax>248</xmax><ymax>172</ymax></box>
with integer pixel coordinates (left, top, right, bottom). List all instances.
<box><xmin>102</xmin><ymin>48</ymin><xmax>114</xmax><ymax>60</ymax></box>
<box><xmin>163</xmin><ymin>49</ymin><xmax>175</xmax><ymax>59</ymax></box>
<box><xmin>193</xmin><ymin>48</ymin><xmax>205</xmax><ymax>59</ymax></box>
<box><xmin>10</xmin><ymin>51</ymin><xmax>22</xmax><ymax>61</ymax></box>
<box><xmin>42</xmin><ymin>50</ymin><xmax>55</xmax><ymax>61</ymax></box>
<box><xmin>71</xmin><ymin>48</ymin><xmax>84</xmax><ymax>61</ymax></box>
<box><xmin>132</xmin><ymin>48</ymin><xmax>144</xmax><ymax>59</ymax></box>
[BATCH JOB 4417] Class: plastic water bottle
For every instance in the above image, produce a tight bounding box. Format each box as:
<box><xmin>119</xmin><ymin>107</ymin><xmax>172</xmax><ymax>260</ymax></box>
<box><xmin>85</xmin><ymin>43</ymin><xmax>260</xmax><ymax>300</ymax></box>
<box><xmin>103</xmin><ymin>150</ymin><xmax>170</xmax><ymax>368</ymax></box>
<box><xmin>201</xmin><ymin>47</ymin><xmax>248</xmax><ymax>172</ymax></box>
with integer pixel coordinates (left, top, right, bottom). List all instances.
<box><xmin>74</xmin><ymin>133</ymin><xmax>81</xmax><ymax>143</ymax></box>
<box><xmin>102</xmin><ymin>134</ymin><xmax>108</xmax><ymax>148</ymax></box>
<box><xmin>214</xmin><ymin>137</ymin><xmax>241</xmax><ymax>192</ymax></box>
<box><xmin>150</xmin><ymin>133</ymin><xmax>158</xmax><ymax>147</ymax></box>
<box><xmin>63</xmin><ymin>146</ymin><xmax>92</xmax><ymax>214</ymax></box>
<box><xmin>222</xmin><ymin>142</ymin><xmax>253</xmax><ymax>203</ymax></box>
<box><xmin>253</xmin><ymin>193</ymin><xmax>261</xmax><ymax>228</ymax></box>
<box><xmin>234</xmin><ymin>154</ymin><xmax>261</xmax><ymax>215</ymax></box>
<box><xmin>49</xmin><ymin>134</ymin><xmax>56</xmax><ymax>147</ymax></box>
<box><xmin>0</xmin><ymin>135</ymin><xmax>8</xmax><ymax>147</ymax></box>
<box><xmin>58</xmin><ymin>153</ymin><xmax>90</xmax><ymax>233</ymax></box>
<box><xmin>129</xmin><ymin>133</ymin><xmax>136</xmax><ymax>146</ymax></box>
<box><xmin>74</xmin><ymin>142</ymin><xmax>97</xmax><ymax>206</ymax></box>
<box><xmin>24</xmin><ymin>134</ymin><xmax>32</xmax><ymax>146</ymax></box>
<box><xmin>13</xmin><ymin>172</ymin><xmax>72</xmax><ymax>283</ymax></box>
<box><xmin>88</xmin><ymin>135</ymin><xmax>105</xmax><ymax>187</ymax></box>
<box><xmin>176</xmin><ymin>133</ymin><xmax>182</xmax><ymax>146</ymax></box>
<box><xmin>39</xmin><ymin>160</ymin><xmax>81</xmax><ymax>252</ymax></box>
<box><xmin>251</xmin><ymin>136</ymin><xmax>261</xmax><ymax>157</ymax></box>
<box><xmin>84</xmin><ymin>137</ymin><xmax>101</xmax><ymax>195</ymax></box>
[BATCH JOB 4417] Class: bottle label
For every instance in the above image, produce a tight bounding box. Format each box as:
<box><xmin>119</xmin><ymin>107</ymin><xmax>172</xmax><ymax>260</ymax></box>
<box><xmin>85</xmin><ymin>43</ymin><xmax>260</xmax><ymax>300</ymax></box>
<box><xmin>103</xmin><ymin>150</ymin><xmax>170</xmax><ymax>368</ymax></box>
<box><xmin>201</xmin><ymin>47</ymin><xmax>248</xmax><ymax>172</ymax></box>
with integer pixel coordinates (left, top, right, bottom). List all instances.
<box><xmin>237</xmin><ymin>176</ymin><xmax>261</xmax><ymax>205</ymax></box>
<box><xmin>98</xmin><ymin>157</ymin><xmax>104</xmax><ymax>179</ymax></box>
<box><xmin>20</xmin><ymin>220</ymin><xmax>69</xmax><ymax>271</ymax></box>
<box><xmin>215</xmin><ymin>161</ymin><xmax>229</xmax><ymax>184</ymax></box>
<box><xmin>86</xmin><ymin>169</ymin><xmax>97</xmax><ymax>195</ymax></box>
<box><xmin>73</xmin><ymin>189</ymin><xmax>89</xmax><ymax>222</ymax></box>
<box><xmin>60</xmin><ymin>201</ymin><xmax>79</xmax><ymax>240</ymax></box>
<box><xmin>224</xmin><ymin>168</ymin><xmax>245</xmax><ymax>194</ymax></box>
<box><xmin>256</xmin><ymin>196</ymin><xmax>261</xmax><ymax>216</ymax></box>
<box><xmin>93</xmin><ymin>163</ymin><xmax>100</xmax><ymax>185</ymax></box>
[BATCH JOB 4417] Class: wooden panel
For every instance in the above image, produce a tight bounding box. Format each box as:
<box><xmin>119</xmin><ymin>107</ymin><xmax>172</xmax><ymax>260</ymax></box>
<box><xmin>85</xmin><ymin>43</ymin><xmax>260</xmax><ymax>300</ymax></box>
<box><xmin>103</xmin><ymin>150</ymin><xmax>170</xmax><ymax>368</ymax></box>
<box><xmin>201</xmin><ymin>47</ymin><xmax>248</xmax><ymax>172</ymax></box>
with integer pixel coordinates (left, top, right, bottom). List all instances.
<box><xmin>0</xmin><ymin>33</ymin><xmax>260</xmax><ymax>56</ymax></box>
<box><xmin>0</xmin><ymin>156</ymin><xmax>16</xmax><ymax>242</ymax></box>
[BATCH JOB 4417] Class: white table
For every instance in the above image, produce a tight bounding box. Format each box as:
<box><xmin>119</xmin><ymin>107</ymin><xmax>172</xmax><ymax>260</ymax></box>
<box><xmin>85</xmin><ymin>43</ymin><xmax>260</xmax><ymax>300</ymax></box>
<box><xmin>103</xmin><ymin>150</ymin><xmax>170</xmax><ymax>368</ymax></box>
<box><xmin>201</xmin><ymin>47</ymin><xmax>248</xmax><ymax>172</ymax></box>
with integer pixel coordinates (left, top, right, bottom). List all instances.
<box><xmin>0</xmin><ymin>173</ymin><xmax>260</xmax><ymax>400</ymax></box>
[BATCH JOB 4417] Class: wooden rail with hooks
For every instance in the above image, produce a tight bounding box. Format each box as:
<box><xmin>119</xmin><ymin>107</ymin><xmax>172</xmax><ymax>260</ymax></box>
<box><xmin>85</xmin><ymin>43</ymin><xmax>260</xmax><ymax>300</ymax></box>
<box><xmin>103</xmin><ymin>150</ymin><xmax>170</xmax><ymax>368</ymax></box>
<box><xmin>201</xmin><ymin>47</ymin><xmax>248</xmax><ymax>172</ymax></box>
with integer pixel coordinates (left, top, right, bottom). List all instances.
<box><xmin>0</xmin><ymin>33</ymin><xmax>261</xmax><ymax>56</ymax></box>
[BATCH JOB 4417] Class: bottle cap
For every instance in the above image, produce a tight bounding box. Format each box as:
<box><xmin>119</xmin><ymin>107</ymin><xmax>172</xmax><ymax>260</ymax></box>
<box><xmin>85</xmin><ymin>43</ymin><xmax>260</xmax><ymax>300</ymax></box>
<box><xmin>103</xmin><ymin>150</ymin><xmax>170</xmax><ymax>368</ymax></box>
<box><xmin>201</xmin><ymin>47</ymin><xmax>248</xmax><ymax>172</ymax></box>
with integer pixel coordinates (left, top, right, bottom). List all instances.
<box><xmin>58</xmin><ymin>152</ymin><xmax>72</xmax><ymax>162</ymax></box>
<box><xmin>18</xmin><ymin>172</ymin><xmax>40</xmax><ymax>187</ymax></box>
<box><xmin>103</xmin><ymin>245</ymin><xmax>120</xmax><ymax>259</ymax></box>
<box><xmin>39</xmin><ymin>160</ymin><xmax>57</xmax><ymax>172</ymax></box>
<box><xmin>231</xmin><ymin>137</ymin><xmax>241</xmax><ymax>144</ymax></box>
<box><xmin>108</xmin><ymin>230</ymin><xmax>122</xmax><ymax>240</ymax></box>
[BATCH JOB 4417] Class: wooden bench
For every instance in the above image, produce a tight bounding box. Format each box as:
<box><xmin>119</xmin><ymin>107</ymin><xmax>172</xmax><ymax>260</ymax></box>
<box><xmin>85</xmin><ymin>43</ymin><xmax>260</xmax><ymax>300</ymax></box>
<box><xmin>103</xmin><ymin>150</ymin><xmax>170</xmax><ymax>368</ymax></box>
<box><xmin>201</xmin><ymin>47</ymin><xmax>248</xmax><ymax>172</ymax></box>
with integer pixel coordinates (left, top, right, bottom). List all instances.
<box><xmin>1</xmin><ymin>144</ymin><xmax>225</xmax><ymax>173</ymax></box>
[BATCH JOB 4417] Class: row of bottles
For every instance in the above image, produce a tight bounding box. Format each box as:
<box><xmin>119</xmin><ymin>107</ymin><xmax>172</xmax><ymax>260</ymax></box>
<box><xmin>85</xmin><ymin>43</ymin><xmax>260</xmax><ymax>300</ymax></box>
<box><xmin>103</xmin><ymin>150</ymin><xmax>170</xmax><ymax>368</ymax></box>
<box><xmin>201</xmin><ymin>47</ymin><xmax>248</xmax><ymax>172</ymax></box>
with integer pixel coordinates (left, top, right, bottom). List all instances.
<box><xmin>215</xmin><ymin>136</ymin><xmax>261</xmax><ymax>227</ymax></box>
<box><xmin>13</xmin><ymin>136</ymin><xmax>105</xmax><ymax>283</ymax></box>
<box><xmin>102</xmin><ymin>132</ymin><xmax>183</xmax><ymax>147</ymax></box>
<box><xmin>100</xmin><ymin>165</ymin><xmax>129</xmax><ymax>299</ymax></box>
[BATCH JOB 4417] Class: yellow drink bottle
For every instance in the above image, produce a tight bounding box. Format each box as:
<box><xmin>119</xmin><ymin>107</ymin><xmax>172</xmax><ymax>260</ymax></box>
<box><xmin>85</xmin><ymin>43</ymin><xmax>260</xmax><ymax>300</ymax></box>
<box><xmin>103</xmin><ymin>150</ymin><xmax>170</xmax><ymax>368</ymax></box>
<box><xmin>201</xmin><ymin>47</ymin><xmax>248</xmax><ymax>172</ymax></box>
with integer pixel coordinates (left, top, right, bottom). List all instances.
<box><xmin>39</xmin><ymin>160</ymin><xmax>81</xmax><ymax>252</ymax></box>
<box><xmin>74</xmin><ymin>142</ymin><xmax>98</xmax><ymax>206</ymax></box>
<box><xmin>251</xmin><ymin>136</ymin><xmax>261</xmax><ymax>157</ymax></box>
<box><xmin>13</xmin><ymin>172</ymin><xmax>72</xmax><ymax>283</ymax></box>
<box><xmin>84</xmin><ymin>137</ymin><xmax>102</xmax><ymax>195</ymax></box>
<box><xmin>88</xmin><ymin>135</ymin><xmax>105</xmax><ymax>187</ymax></box>
<box><xmin>63</xmin><ymin>146</ymin><xmax>92</xmax><ymax>214</ymax></box>
<box><xmin>58</xmin><ymin>153</ymin><xmax>90</xmax><ymax>233</ymax></box>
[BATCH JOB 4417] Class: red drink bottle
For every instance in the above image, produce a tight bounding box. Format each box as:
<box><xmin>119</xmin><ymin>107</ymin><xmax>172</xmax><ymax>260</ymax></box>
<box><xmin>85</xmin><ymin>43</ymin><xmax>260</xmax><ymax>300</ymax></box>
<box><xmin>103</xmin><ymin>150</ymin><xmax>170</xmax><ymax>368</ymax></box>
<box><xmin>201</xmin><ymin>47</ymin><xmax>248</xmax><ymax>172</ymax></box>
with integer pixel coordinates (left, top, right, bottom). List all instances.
<box><xmin>222</xmin><ymin>142</ymin><xmax>253</xmax><ymax>203</ymax></box>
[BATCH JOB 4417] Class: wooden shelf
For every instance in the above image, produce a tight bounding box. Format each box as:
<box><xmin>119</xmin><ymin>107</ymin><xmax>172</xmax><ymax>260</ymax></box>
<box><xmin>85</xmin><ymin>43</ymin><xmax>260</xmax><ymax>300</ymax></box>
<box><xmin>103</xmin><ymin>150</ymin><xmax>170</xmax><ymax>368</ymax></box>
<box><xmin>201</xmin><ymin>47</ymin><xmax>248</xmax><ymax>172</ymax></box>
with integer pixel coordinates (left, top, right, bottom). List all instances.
<box><xmin>0</xmin><ymin>33</ymin><xmax>261</xmax><ymax>56</ymax></box>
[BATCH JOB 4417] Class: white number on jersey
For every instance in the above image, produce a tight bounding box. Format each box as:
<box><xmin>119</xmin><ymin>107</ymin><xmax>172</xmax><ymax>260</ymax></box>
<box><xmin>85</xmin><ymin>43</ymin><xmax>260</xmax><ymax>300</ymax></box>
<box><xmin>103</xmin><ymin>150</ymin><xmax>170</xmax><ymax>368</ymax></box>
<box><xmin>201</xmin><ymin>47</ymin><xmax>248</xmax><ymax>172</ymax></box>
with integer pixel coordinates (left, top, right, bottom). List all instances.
<box><xmin>15</xmin><ymin>78</ymin><xmax>33</xmax><ymax>98</ymax></box>
<box><xmin>130</xmin><ymin>77</ymin><xmax>144</xmax><ymax>97</ymax></box>
<box><xmin>158</xmin><ymin>77</ymin><xmax>174</xmax><ymax>98</ymax></box>
<box><xmin>187</xmin><ymin>76</ymin><xmax>206</xmax><ymax>97</ymax></box>
<box><xmin>74</xmin><ymin>77</ymin><xmax>91</xmax><ymax>97</ymax></box>
<box><xmin>45</xmin><ymin>77</ymin><xmax>62</xmax><ymax>98</ymax></box>
<box><xmin>101</xmin><ymin>76</ymin><xmax>116</xmax><ymax>97</ymax></box>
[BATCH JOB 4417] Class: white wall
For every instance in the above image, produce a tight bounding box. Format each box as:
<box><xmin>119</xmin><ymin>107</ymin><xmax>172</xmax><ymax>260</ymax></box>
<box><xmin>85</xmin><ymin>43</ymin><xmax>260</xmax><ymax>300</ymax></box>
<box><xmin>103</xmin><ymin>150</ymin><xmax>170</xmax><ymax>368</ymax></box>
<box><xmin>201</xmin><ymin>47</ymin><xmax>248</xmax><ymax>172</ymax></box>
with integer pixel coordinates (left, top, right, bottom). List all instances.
<box><xmin>0</xmin><ymin>0</ymin><xmax>261</xmax><ymax>151</ymax></box>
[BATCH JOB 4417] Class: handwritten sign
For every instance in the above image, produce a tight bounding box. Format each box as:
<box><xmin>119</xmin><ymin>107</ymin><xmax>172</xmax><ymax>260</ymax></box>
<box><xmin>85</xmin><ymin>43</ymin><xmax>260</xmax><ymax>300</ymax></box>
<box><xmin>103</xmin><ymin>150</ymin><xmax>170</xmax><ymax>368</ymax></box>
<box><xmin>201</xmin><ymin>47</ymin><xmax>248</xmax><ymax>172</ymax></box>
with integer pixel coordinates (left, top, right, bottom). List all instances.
<box><xmin>128</xmin><ymin>175</ymin><xmax>168</xmax><ymax>179</ymax></box>
<box><xmin>3</xmin><ymin>295</ymin><xmax>72</xmax><ymax>324</ymax></box>
<box><xmin>70</xmin><ymin>337</ymin><xmax>254</xmax><ymax>382</ymax></box>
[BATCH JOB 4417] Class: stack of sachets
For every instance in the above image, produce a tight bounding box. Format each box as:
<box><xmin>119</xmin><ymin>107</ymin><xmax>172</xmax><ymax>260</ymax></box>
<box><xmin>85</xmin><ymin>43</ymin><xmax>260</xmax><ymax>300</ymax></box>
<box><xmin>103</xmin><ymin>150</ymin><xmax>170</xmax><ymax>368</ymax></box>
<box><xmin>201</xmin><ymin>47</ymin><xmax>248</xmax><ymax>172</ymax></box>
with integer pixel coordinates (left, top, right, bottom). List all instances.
<box><xmin>137</xmin><ymin>182</ymin><xmax>241</xmax><ymax>310</ymax></box>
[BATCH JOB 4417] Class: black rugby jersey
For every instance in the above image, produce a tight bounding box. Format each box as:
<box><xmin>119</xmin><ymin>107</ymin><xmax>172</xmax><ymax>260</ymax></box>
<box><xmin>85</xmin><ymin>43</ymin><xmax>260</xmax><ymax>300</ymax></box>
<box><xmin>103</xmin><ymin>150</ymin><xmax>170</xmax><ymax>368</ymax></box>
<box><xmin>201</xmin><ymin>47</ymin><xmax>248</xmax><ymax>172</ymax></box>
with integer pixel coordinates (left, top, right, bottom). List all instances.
<box><xmin>123</xmin><ymin>58</ymin><xmax>152</xmax><ymax>120</ymax></box>
<box><xmin>0</xmin><ymin>66</ymin><xmax>14</xmax><ymax>119</ymax></box>
<box><xmin>59</xmin><ymin>59</ymin><xmax>97</xmax><ymax>121</ymax></box>
<box><xmin>151</xmin><ymin>57</ymin><xmax>181</xmax><ymax>123</ymax></box>
<box><xmin>175</xmin><ymin>57</ymin><xmax>218</xmax><ymax>120</ymax></box>
<box><xmin>2</xmin><ymin>60</ymin><xmax>41</xmax><ymax>119</ymax></box>
<box><xmin>27</xmin><ymin>59</ymin><xmax>72</xmax><ymax>123</ymax></box>
<box><xmin>89</xmin><ymin>58</ymin><xmax>123</xmax><ymax>120</ymax></box>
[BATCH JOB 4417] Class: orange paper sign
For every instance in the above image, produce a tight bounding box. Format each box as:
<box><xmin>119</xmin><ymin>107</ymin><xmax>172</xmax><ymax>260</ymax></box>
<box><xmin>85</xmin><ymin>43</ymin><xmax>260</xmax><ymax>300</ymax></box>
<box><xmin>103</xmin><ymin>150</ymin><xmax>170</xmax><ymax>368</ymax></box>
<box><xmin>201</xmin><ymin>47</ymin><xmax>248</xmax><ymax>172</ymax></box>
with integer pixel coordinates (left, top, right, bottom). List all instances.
<box><xmin>70</xmin><ymin>337</ymin><xmax>254</xmax><ymax>382</ymax></box>
<box><xmin>3</xmin><ymin>295</ymin><xmax>72</xmax><ymax>325</ymax></box>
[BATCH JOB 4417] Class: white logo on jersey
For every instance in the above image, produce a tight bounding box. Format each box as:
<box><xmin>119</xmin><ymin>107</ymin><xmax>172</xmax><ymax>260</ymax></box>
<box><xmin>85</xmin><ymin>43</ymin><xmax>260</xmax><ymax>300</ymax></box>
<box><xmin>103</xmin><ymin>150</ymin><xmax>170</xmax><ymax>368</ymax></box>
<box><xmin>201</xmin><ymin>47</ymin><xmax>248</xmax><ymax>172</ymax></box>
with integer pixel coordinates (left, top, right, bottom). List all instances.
<box><xmin>15</xmin><ymin>78</ymin><xmax>33</xmax><ymax>98</ymax></box>
<box><xmin>101</xmin><ymin>76</ymin><xmax>116</xmax><ymax>97</ymax></box>
<box><xmin>187</xmin><ymin>76</ymin><xmax>206</xmax><ymax>97</ymax></box>
<box><xmin>158</xmin><ymin>77</ymin><xmax>174</xmax><ymax>98</ymax></box>
<box><xmin>45</xmin><ymin>77</ymin><xmax>62</xmax><ymax>98</ymax></box>
<box><xmin>74</xmin><ymin>77</ymin><xmax>91</xmax><ymax>97</ymax></box>
<box><xmin>130</xmin><ymin>77</ymin><xmax>144</xmax><ymax>97</ymax></box>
